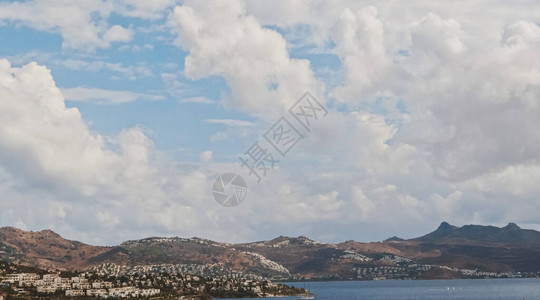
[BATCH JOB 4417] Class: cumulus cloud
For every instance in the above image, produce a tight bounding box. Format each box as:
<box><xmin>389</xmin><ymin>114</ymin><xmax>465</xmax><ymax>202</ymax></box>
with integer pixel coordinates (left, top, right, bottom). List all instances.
<box><xmin>0</xmin><ymin>58</ymin><xmax>429</xmax><ymax>244</ymax></box>
<box><xmin>244</xmin><ymin>1</ymin><xmax>540</xmax><ymax>181</ymax></box>
<box><xmin>1</xmin><ymin>0</ymin><xmax>540</xmax><ymax>244</ymax></box>
<box><xmin>199</xmin><ymin>150</ymin><xmax>213</xmax><ymax>163</ymax></box>
<box><xmin>0</xmin><ymin>0</ymin><xmax>133</xmax><ymax>50</ymax></box>
<box><xmin>0</xmin><ymin>60</ymin><xmax>112</xmax><ymax>193</ymax></box>
<box><xmin>187</xmin><ymin>0</ymin><xmax>540</xmax><ymax>232</ymax></box>
<box><xmin>0</xmin><ymin>59</ymin><xmax>343</xmax><ymax>244</ymax></box>
<box><xmin>168</xmin><ymin>0</ymin><xmax>323</xmax><ymax>119</ymax></box>
<box><xmin>330</xmin><ymin>6</ymin><xmax>397</xmax><ymax>103</ymax></box>
<box><xmin>502</xmin><ymin>21</ymin><xmax>540</xmax><ymax>48</ymax></box>
<box><xmin>396</xmin><ymin>17</ymin><xmax>540</xmax><ymax>182</ymax></box>
<box><xmin>103</xmin><ymin>25</ymin><xmax>134</xmax><ymax>44</ymax></box>
<box><xmin>0</xmin><ymin>59</ymin><xmax>203</xmax><ymax>244</ymax></box>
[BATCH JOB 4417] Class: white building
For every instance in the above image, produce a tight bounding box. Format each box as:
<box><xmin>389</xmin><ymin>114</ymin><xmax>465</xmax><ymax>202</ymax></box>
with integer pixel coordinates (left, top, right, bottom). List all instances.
<box><xmin>109</xmin><ymin>287</ymin><xmax>160</xmax><ymax>298</ymax></box>
<box><xmin>87</xmin><ymin>289</ymin><xmax>108</xmax><ymax>297</ymax></box>
<box><xmin>37</xmin><ymin>285</ymin><xmax>57</xmax><ymax>294</ymax></box>
<box><xmin>140</xmin><ymin>288</ymin><xmax>160</xmax><ymax>297</ymax></box>
<box><xmin>92</xmin><ymin>281</ymin><xmax>113</xmax><ymax>289</ymax></box>
<box><xmin>43</xmin><ymin>274</ymin><xmax>60</xmax><ymax>281</ymax></box>
<box><xmin>2</xmin><ymin>273</ymin><xmax>39</xmax><ymax>283</ymax></box>
<box><xmin>66</xmin><ymin>289</ymin><xmax>86</xmax><ymax>296</ymax></box>
<box><xmin>72</xmin><ymin>282</ymin><xmax>92</xmax><ymax>289</ymax></box>
<box><xmin>1</xmin><ymin>273</ymin><xmax>40</xmax><ymax>287</ymax></box>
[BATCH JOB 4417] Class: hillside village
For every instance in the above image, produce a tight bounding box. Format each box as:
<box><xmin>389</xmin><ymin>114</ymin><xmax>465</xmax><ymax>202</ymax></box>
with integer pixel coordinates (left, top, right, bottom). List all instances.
<box><xmin>88</xmin><ymin>262</ymin><xmax>265</xmax><ymax>281</ymax></box>
<box><xmin>1</xmin><ymin>272</ymin><xmax>160</xmax><ymax>298</ymax></box>
<box><xmin>0</xmin><ymin>263</ymin><xmax>307</xmax><ymax>299</ymax></box>
<box><xmin>2</xmin><ymin>222</ymin><xmax>540</xmax><ymax>296</ymax></box>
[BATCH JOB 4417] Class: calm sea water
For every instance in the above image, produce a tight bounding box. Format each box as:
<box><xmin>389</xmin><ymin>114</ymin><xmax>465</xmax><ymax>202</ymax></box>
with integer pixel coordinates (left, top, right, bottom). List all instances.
<box><xmin>221</xmin><ymin>279</ymin><xmax>540</xmax><ymax>300</ymax></box>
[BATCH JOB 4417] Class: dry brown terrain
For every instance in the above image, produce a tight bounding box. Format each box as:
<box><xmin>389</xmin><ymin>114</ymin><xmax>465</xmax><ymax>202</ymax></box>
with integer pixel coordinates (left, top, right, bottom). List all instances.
<box><xmin>2</xmin><ymin>222</ymin><xmax>540</xmax><ymax>278</ymax></box>
<box><xmin>0</xmin><ymin>227</ymin><xmax>112</xmax><ymax>269</ymax></box>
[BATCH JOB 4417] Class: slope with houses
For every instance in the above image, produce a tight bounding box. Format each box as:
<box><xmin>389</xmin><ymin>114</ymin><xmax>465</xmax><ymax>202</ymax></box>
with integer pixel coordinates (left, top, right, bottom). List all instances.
<box><xmin>2</xmin><ymin>222</ymin><xmax>540</xmax><ymax>282</ymax></box>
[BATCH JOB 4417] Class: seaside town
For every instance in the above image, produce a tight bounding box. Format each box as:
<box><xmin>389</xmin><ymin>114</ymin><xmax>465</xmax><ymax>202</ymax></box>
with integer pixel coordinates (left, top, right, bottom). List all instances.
<box><xmin>0</xmin><ymin>262</ymin><xmax>306</xmax><ymax>299</ymax></box>
<box><xmin>352</xmin><ymin>264</ymin><xmax>540</xmax><ymax>281</ymax></box>
<box><xmin>1</xmin><ymin>261</ymin><xmax>539</xmax><ymax>300</ymax></box>
<box><xmin>91</xmin><ymin>260</ymin><xmax>540</xmax><ymax>283</ymax></box>
<box><xmin>1</xmin><ymin>272</ymin><xmax>160</xmax><ymax>298</ymax></box>
<box><xmin>349</xmin><ymin>254</ymin><xmax>540</xmax><ymax>280</ymax></box>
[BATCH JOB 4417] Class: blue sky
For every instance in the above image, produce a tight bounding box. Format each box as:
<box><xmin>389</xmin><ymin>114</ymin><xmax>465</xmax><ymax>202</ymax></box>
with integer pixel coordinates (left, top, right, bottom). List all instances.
<box><xmin>0</xmin><ymin>20</ymin><xmax>247</xmax><ymax>161</ymax></box>
<box><xmin>0</xmin><ymin>0</ymin><xmax>539</xmax><ymax>245</ymax></box>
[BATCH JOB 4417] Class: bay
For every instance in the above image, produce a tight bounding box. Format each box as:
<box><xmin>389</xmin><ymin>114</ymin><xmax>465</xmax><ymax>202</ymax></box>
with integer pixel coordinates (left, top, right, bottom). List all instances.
<box><xmin>220</xmin><ymin>278</ymin><xmax>540</xmax><ymax>300</ymax></box>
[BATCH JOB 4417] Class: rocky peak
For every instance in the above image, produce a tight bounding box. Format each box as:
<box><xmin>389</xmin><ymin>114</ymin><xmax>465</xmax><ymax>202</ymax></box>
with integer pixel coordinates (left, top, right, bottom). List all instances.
<box><xmin>503</xmin><ymin>223</ymin><xmax>521</xmax><ymax>230</ymax></box>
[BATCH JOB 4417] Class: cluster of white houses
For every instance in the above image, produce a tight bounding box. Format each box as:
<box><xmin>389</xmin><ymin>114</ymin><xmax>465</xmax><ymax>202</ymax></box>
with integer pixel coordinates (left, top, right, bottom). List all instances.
<box><xmin>1</xmin><ymin>273</ymin><xmax>160</xmax><ymax>298</ymax></box>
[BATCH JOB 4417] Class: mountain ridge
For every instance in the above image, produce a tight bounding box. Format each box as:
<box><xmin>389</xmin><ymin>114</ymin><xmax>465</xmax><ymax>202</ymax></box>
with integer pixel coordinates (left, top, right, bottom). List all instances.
<box><xmin>2</xmin><ymin>222</ymin><xmax>540</xmax><ymax>279</ymax></box>
<box><xmin>412</xmin><ymin>222</ymin><xmax>540</xmax><ymax>245</ymax></box>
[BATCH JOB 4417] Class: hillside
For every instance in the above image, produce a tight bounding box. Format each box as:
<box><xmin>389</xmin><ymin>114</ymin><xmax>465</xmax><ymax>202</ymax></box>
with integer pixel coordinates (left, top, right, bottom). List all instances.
<box><xmin>0</xmin><ymin>227</ymin><xmax>112</xmax><ymax>270</ymax></box>
<box><xmin>92</xmin><ymin>237</ymin><xmax>291</xmax><ymax>278</ymax></box>
<box><xmin>1</xmin><ymin>222</ymin><xmax>540</xmax><ymax>279</ymax></box>
<box><xmin>395</xmin><ymin>222</ymin><xmax>540</xmax><ymax>272</ymax></box>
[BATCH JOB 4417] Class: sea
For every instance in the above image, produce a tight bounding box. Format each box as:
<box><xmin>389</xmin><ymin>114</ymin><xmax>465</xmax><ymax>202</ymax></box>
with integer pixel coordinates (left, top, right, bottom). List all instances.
<box><xmin>220</xmin><ymin>279</ymin><xmax>540</xmax><ymax>300</ymax></box>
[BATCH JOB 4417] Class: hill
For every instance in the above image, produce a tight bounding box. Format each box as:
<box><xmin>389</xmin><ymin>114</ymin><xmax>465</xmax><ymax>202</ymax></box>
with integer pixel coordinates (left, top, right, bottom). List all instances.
<box><xmin>0</xmin><ymin>227</ymin><xmax>112</xmax><ymax>270</ymax></box>
<box><xmin>1</xmin><ymin>222</ymin><xmax>540</xmax><ymax>280</ymax></box>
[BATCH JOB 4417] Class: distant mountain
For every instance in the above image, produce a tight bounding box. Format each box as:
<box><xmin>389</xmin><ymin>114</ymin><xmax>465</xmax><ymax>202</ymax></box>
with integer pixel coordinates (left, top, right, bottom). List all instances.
<box><xmin>2</xmin><ymin>222</ymin><xmax>540</xmax><ymax>280</ymax></box>
<box><xmin>386</xmin><ymin>222</ymin><xmax>540</xmax><ymax>273</ymax></box>
<box><xmin>414</xmin><ymin>222</ymin><xmax>540</xmax><ymax>245</ymax></box>
<box><xmin>384</xmin><ymin>236</ymin><xmax>405</xmax><ymax>242</ymax></box>
<box><xmin>0</xmin><ymin>228</ymin><xmax>290</xmax><ymax>278</ymax></box>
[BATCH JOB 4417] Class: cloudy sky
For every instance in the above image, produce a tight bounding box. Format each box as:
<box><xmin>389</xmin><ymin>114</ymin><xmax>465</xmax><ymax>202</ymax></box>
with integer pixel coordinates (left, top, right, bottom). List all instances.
<box><xmin>0</xmin><ymin>0</ymin><xmax>539</xmax><ymax>246</ymax></box>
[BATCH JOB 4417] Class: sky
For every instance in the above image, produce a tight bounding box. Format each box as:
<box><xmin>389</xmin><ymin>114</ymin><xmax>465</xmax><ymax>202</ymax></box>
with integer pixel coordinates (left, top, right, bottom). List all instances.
<box><xmin>0</xmin><ymin>0</ymin><xmax>539</xmax><ymax>246</ymax></box>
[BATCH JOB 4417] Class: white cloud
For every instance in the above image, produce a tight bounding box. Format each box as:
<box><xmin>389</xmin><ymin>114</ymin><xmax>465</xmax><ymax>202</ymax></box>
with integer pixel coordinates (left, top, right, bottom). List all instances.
<box><xmin>0</xmin><ymin>0</ymin><xmax>132</xmax><ymax>50</ymax></box>
<box><xmin>351</xmin><ymin>186</ymin><xmax>376</xmax><ymax>219</ymax></box>
<box><xmin>199</xmin><ymin>150</ymin><xmax>213</xmax><ymax>163</ymax></box>
<box><xmin>168</xmin><ymin>0</ymin><xmax>324</xmax><ymax>119</ymax></box>
<box><xmin>103</xmin><ymin>25</ymin><xmax>134</xmax><ymax>43</ymax></box>
<box><xmin>238</xmin><ymin>0</ymin><xmax>540</xmax><ymax>232</ymax></box>
<box><xmin>58</xmin><ymin>59</ymin><xmax>153</xmax><ymax>80</ymax></box>
<box><xmin>0</xmin><ymin>59</ymin><xmax>204</xmax><ymax>244</ymax></box>
<box><xmin>204</xmin><ymin>119</ymin><xmax>254</xmax><ymax>127</ymax></box>
<box><xmin>5</xmin><ymin>51</ymin><xmax>52</xmax><ymax>66</ymax></box>
<box><xmin>502</xmin><ymin>21</ymin><xmax>540</xmax><ymax>48</ymax></box>
<box><xmin>330</xmin><ymin>6</ymin><xmax>396</xmax><ymax>104</ymax></box>
<box><xmin>180</xmin><ymin>97</ymin><xmax>215</xmax><ymax>104</ymax></box>
<box><xmin>113</xmin><ymin>0</ymin><xmax>177</xmax><ymax>19</ymax></box>
<box><xmin>395</xmin><ymin>16</ymin><xmax>540</xmax><ymax>182</ymax></box>
<box><xmin>0</xmin><ymin>59</ymin><xmax>120</xmax><ymax>195</ymax></box>
<box><xmin>62</xmin><ymin>87</ymin><xmax>164</xmax><ymax>104</ymax></box>
<box><xmin>161</xmin><ymin>72</ymin><xmax>215</xmax><ymax>104</ymax></box>
<box><xmin>1</xmin><ymin>0</ymin><xmax>540</xmax><ymax>244</ymax></box>
<box><xmin>119</xmin><ymin>43</ymin><xmax>155</xmax><ymax>52</ymax></box>
<box><xmin>410</xmin><ymin>13</ymin><xmax>466</xmax><ymax>57</ymax></box>
<box><xmin>243</xmin><ymin>1</ymin><xmax>540</xmax><ymax>182</ymax></box>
